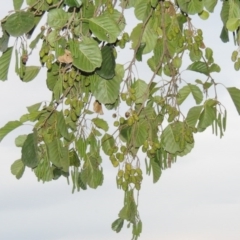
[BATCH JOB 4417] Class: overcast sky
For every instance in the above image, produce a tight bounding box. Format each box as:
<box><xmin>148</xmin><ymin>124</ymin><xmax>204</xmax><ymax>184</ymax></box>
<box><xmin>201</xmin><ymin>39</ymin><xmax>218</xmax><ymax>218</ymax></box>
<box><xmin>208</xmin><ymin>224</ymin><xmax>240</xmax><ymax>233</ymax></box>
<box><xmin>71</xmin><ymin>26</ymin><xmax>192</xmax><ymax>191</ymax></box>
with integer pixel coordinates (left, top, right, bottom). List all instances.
<box><xmin>0</xmin><ymin>2</ymin><xmax>240</xmax><ymax>240</ymax></box>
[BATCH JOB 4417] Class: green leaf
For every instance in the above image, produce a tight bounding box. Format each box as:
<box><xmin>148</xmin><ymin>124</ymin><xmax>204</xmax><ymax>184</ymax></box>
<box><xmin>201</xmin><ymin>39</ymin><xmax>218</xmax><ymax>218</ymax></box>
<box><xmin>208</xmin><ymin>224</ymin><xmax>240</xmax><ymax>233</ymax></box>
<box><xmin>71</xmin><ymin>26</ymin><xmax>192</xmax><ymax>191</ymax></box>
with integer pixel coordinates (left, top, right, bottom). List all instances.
<box><xmin>189</xmin><ymin>84</ymin><xmax>203</xmax><ymax>104</ymax></box>
<box><xmin>11</xmin><ymin>159</ymin><xmax>25</xmax><ymax>179</ymax></box>
<box><xmin>177</xmin><ymin>0</ymin><xmax>188</xmax><ymax>13</ymax></box>
<box><xmin>78</xmin><ymin>172</ymin><xmax>87</xmax><ymax>190</ymax></box>
<box><xmin>188</xmin><ymin>0</ymin><xmax>203</xmax><ymax>14</ymax></box>
<box><xmin>64</xmin><ymin>0</ymin><xmax>82</xmax><ymax>7</ymax></box>
<box><xmin>92</xmin><ymin>118</ymin><xmax>109</xmax><ymax>131</ymax></box>
<box><xmin>81</xmin><ymin>155</ymin><xmax>103</xmax><ymax>189</ymax></box>
<box><xmin>13</xmin><ymin>0</ymin><xmax>24</xmax><ymax>10</ymax></box>
<box><xmin>22</xmin><ymin>66</ymin><xmax>41</xmax><ymax>82</ymax></box>
<box><xmin>130</xmin><ymin>23</ymin><xmax>158</xmax><ymax>54</ymax></box>
<box><xmin>223</xmin><ymin>110</ymin><xmax>227</xmax><ymax>131</ymax></box>
<box><xmin>53</xmin><ymin>77</ymin><xmax>63</xmax><ymax>101</ymax></box>
<box><xmin>29</xmin><ymin>31</ymin><xmax>44</xmax><ymax>49</ymax></box>
<box><xmin>75</xmin><ymin>137</ymin><xmax>87</xmax><ymax>158</ymax></box>
<box><xmin>89</xmin><ymin>15</ymin><xmax>121</xmax><ymax>43</ymax></box>
<box><xmin>92</xmin><ymin>74</ymin><xmax>120</xmax><ymax>104</ymax></box>
<box><xmin>187</xmin><ymin>61</ymin><xmax>209</xmax><ymax>75</ymax></box>
<box><xmin>101</xmin><ymin>133</ymin><xmax>115</xmax><ymax>155</ymax></box>
<box><xmin>0</xmin><ymin>30</ymin><xmax>10</xmax><ymax>52</ymax></box>
<box><xmin>0</xmin><ymin>47</ymin><xmax>13</xmax><ymax>81</ymax></box>
<box><xmin>26</xmin><ymin>0</ymin><xmax>50</xmax><ymax>11</ymax></box>
<box><xmin>70</xmin><ymin>38</ymin><xmax>102</xmax><ymax>72</ymax></box>
<box><xmin>112</xmin><ymin>218</ymin><xmax>124</xmax><ymax>233</ymax></box>
<box><xmin>134</xmin><ymin>120</ymin><xmax>148</xmax><ymax>147</ymax></box>
<box><xmin>69</xmin><ymin>149</ymin><xmax>80</xmax><ymax>167</ymax></box>
<box><xmin>118</xmin><ymin>190</ymin><xmax>137</xmax><ymax>223</ymax></box>
<box><xmin>161</xmin><ymin>124</ymin><xmax>181</xmax><ymax>154</ymax></box>
<box><xmin>226</xmin><ymin>18</ymin><xmax>240</xmax><ymax>32</ymax></box>
<box><xmin>5</xmin><ymin>11</ymin><xmax>35</xmax><ymax>37</ymax></box>
<box><xmin>150</xmin><ymin>158</ymin><xmax>161</xmax><ymax>183</ymax></box>
<box><xmin>0</xmin><ymin>120</ymin><xmax>22</xmax><ymax>142</ymax></box>
<box><xmin>21</xmin><ymin>132</ymin><xmax>38</xmax><ymax>168</ymax></box>
<box><xmin>15</xmin><ymin>134</ymin><xmax>27</xmax><ymax>147</ymax></box>
<box><xmin>136</xmin><ymin>42</ymin><xmax>146</xmax><ymax>61</ymax></box>
<box><xmin>204</xmin><ymin>0</ymin><xmax>217</xmax><ymax>13</ymax></box>
<box><xmin>27</xmin><ymin>102</ymin><xmax>42</xmax><ymax>113</ymax></box>
<box><xmin>185</xmin><ymin>105</ymin><xmax>203</xmax><ymax>128</ymax></box>
<box><xmin>20</xmin><ymin>111</ymin><xmax>42</xmax><ymax>123</ymax></box>
<box><xmin>46</xmin><ymin>139</ymin><xmax>62</xmax><ymax>168</ymax></box>
<box><xmin>35</xmin><ymin>157</ymin><xmax>53</xmax><ymax>182</ymax></box>
<box><xmin>60</xmin><ymin>145</ymin><xmax>69</xmax><ymax>172</ymax></box>
<box><xmin>198</xmin><ymin>104</ymin><xmax>216</xmax><ymax>129</ymax></box>
<box><xmin>46</xmin><ymin>62</ymin><xmax>59</xmax><ymax>90</ymax></box>
<box><xmin>96</xmin><ymin>45</ymin><xmax>115</xmax><ymax>79</ymax></box>
<box><xmin>134</xmin><ymin>0</ymin><xmax>151</xmax><ymax>21</ymax></box>
<box><xmin>177</xmin><ymin>142</ymin><xmax>194</xmax><ymax>157</ymax></box>
<box><xmin>88</xmin><ymin>168</ymin><xmax>103</xmax><ymax>189</ymax></box>
<box><xmin>229</xmin><ymin>0</ymin><xmax>240</xmax><ymax>19</ymax></box>
<box><xmin>132</xmin><ymin>79</ymin><xmax>149</xmax><ymax>104</ymax></box>
<box><xmin>47</xmin><ymin>9</ymin><xmax>68</xmax><ymax>29</ymax></box>
<box><xmin>227</xmin><ymin>87</ymin><xmax>240</xmax><ymax>115</ymax></box>
<box><xmin>177</xmin><ymin>85</ymin><xmax>191</xmax><ymax>105</ymax></box>
<box><xmin>102</xmin><ymin>10</ymin><xmax>126</xmax><ymax>32</ymax></box>
<box><xmin>56</xmin><ymin>111</ymin><xmax>71</xmax><ymax>141</ymax></box>
<box><xmin>220</xmin><ymin>0</ymin><xmax>229</xmax><ymax>25</ymax></box>
<box><xmin>209</xmin><ymin>63</ymin><xmax>221</xmax><ymax>73</ymax></box>
<box><xmin>220</xmin><ymin>26</ymin><xmax>229</xmax><ymax>43</ymax></box>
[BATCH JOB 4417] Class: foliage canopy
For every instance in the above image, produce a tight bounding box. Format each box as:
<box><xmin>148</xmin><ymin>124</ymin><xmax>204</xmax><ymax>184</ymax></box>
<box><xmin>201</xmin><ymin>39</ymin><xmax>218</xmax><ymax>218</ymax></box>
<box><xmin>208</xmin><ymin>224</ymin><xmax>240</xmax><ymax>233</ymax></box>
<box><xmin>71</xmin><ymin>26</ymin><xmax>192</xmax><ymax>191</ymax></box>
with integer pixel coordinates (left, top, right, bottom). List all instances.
<box><xmin>1</xmin><ymin>0</ymin><xmax>240</xmax><ymax>238</ymax></box>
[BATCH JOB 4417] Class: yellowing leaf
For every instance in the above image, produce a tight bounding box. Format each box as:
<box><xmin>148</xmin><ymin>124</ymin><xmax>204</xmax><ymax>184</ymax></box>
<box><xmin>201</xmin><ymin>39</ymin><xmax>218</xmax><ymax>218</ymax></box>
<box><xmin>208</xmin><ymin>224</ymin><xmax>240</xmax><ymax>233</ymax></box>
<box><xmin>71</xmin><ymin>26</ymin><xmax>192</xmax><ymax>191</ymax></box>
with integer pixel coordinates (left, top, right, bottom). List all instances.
<box><xmin>93</xmin><ymin>100</ymin><xmax>104</xmax><ymax>115</ymax></box>
<box><xmin>57</xmin><ymin>49</ymin><xmax>73</xmax><ymax>64</ymax></box>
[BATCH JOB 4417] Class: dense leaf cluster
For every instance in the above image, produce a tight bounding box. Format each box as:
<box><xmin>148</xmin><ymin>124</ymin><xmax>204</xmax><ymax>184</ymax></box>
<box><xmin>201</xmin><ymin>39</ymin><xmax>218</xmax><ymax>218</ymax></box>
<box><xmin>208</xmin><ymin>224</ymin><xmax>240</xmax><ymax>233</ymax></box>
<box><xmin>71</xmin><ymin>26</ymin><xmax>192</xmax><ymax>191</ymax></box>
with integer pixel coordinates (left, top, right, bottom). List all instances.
<box><xmin>1</xmin><ymin>0</ymin><xmax>240</xmax><ymax>238</ymax></box>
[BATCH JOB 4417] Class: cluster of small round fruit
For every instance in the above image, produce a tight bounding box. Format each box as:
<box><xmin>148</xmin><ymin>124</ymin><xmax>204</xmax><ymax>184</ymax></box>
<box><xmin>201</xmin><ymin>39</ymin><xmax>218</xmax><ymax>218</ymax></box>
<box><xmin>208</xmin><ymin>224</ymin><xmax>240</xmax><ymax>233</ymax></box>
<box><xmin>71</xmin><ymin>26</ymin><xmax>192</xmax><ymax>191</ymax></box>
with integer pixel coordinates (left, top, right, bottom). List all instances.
<box><xmin>108</xmin><ymin>145</ymin><xmax>127</xmax><ymax>167</ymax></box>
<box><xmin>167</xmin><ymin>24</ymin><xmax>181</xmax><ymax>42</ymax></box>
<box><xmin>166</xmin><ymin>105</ymin><xmax>179</xmax><ymax>123</ymax></box>
<box><xmin>231</xmin><ymin>50</ymin><xmax>240</xmax><ymax>71</ymax></box>
<box><xmin>116</xmin><ymin>163</ymin><xmax>143</xmax><ymax>191</ymax></box>
<box><xmin>120</xmin><ymin>88</ymin><xmax>137</xmax><ymax>106</ymax></box>
<box><xmin>184</xmin><ymin>28</ymin><xmax>205</xmax><ymax>62</ymax></box>
<box><xmin>62</xmin><ymin>68</ymin><xmax>81</xmax><ymax>89</ymax></box>
<box><xmin>39</xmin><ymin>43</ymin><xmax>55</xmax><ymax>70</ymax></box>
<box><xmin>112</xmin><ymin>110</ymin><xmax>139</xmax><ymax>128</ymax></box>
<box><xmin>64</xmin><ymin>97</ymin><xmax>84</xmax><ymax>122</ymax></box>
<box><xmin>142</xmin><ymin>139</ymin><xmax>161</xmax><ymax>157</ymax></box>
<box><xmin>174</xmin><ymin>127</ymin><xmax>194</xmax><ymax>150</ymax></box>
<box><xmin>117</xmin><ymin>32</ymin><xmax>130</xmax><ymax>49</ymax></box>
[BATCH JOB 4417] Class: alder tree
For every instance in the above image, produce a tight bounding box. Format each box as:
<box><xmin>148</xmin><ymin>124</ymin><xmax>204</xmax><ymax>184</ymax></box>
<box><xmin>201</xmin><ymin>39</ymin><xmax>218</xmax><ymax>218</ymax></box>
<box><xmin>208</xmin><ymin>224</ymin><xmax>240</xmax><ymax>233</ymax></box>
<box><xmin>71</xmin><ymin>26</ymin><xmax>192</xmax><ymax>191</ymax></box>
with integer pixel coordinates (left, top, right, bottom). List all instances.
<box><xmin>1</xmin><ymin>0</ymin><xmax>240</xmax><ymax>238</ymax></box>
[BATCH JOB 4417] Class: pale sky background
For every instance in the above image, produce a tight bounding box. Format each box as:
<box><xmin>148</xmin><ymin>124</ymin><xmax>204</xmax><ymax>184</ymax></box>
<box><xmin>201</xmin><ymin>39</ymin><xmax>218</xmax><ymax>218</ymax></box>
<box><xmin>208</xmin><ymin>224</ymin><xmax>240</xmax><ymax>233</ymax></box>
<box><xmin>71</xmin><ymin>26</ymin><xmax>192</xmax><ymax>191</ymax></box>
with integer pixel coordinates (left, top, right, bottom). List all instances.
<box><xmin>0</xmin><ymin>1</ymin><xmax>240</xmax><ymax>240</ymax></box>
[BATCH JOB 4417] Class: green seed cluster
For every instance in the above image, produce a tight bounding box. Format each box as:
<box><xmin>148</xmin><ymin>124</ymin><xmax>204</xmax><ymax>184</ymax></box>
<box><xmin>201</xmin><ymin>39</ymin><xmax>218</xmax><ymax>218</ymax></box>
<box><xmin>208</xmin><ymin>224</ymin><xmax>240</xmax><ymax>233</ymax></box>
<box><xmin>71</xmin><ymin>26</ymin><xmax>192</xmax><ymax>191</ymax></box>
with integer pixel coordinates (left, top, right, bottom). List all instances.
<box><xmin>166</xmin><ymin>105</ymin><xmax>179</xmax><ymax>123</ymax></box>
<box><xmin>120</xmin><ymin>87</ymin><xmax>137</xmax><ymax>106</ymax></box>
<box><xmin>62</xmin><ymin>69</ymin><xmax>81</xmax><ymax>89</ymax></box>
<box><xmin>39</xmin><ymin>43</ymin><xmax>54</xmax><ymax>70</ymax></box>
<box><xmin>117</xmin><ymin>32</ymin><xmax>130</xmax><ymax>49</ymax></box>
<box><xmin>142</xmin><ymin>140</ymin><xmax>161</xmax><ymax>157</ymax></box>
<box><xmin>108</xmin><ymin>145</ymin><xmax>127</xmax><ymax>167</ymax></box>
<box><xmin>185</xmin><ymin>28</ymin><xmax>205</xmax><ymax>62</ymax></box>
<box><xmin>174</xmin><ymin>126</ymin><xmax>194</xmax><ymax>150</ymax></box>
<box><xmin>64</xmin><ymin>97</ymin><xmax>84</xmax><ymax>122</ymax></box>
<box><xmin>231</xmin><ymin>50</ymin><xmax>240</xmax><ymax>71</ymax></box>
<box><xmin>116</xmin><ymin>163</ymin><xmax>143</xmax><ymax>191</ymax></box>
